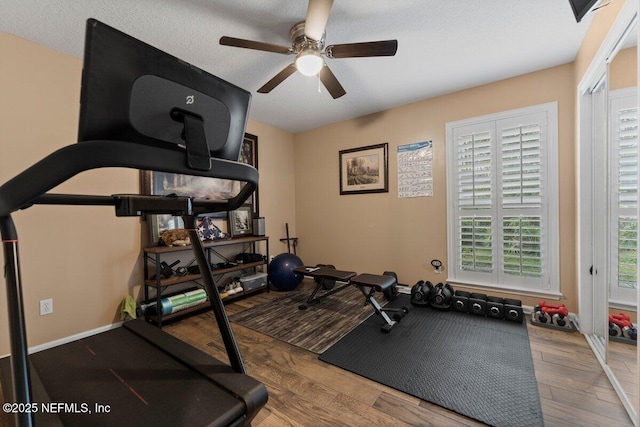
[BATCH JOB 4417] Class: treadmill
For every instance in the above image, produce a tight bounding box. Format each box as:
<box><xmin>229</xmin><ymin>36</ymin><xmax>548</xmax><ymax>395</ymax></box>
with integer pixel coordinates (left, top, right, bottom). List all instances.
<box><xmin>0</xmin><ymin>19</ymin><xmax>268</xmax><ymax>426</ymax></box>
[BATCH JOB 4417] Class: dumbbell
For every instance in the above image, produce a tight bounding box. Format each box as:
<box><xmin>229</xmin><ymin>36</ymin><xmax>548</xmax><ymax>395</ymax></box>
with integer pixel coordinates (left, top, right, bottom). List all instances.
<box><xmin>429</xmin><ymin>283</ymin><xmax>454</xmax><ymax>309</ymax></box>
<box><xmin>610</xmin><ymin>313</ymin><xmax>630</xmax><ymax>322</ymax></box>
<box><xmin>315</xmin><ymin>264</ymin><xmax>336</xmax><ymax>290</ymax></box>
<box><xmin>410</xmin><ymin>280</ymin><xmax>432</xmax><ymax>307</ymax></box>
<box><xmin>503</xmin><ymin>298</ymin><xmax>524</xmax><ymax>323</ymax></box>
<box><xmin>160</xmin><ymin>260</ymin><xmax>180</xmax><ymax>279</ymax></box>
<box><xmin>469</xmin><ymin>293</ymin><xmax>487</xmax><ymax>316</ymax></box>
<box><xmin>486</xmin><ymin>296</ymin><xmax>504</xmax><ymax>319</ymax></box>
<box><xmin>452</xmin><ymin>290</ymin><xmax>470</xmax><ymax>313</ymax></box>
<box><xmin>534</xmin><ymin>301</ymin><xmax>568</xmax><ymax>324</ymax></box>
<box><xmin>613</xmin><ymin>314</ymin><xmax>639</xmax><ymax>339</ymax></box>
<box><xmin>609</xmin><ymin>313</ymin><xmax>637</xmax><ymax>339</ymax></box>
<box><xmin>391</xmin><ymin>306</ymin><xmax>410</xmax><ymax>321</ymax></box>
<box><xmin>552</xmin><ymin>313</ymin><xmax>569</xmax><ymax>327</ymax></box>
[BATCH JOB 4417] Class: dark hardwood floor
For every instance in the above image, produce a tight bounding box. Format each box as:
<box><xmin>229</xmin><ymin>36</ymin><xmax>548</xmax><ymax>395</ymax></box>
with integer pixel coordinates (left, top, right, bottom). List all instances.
<box><xmin>165</xmin><ymin>287</ymin><xmax>636</xmax><ymax>426</ymax></box>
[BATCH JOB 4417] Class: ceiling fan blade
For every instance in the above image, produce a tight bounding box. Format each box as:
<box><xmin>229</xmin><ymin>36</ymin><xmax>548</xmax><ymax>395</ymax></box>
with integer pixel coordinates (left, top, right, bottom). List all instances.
<box><xmin>326</xmin><ymin>40</ymin><xmax>398</xmax><ymax>58</ymax></box>
<box><xmin>220</xmin><ymin>36</ymin><xmax>292</xmax><ymax>54</ymax></box>
<box><xmin>304</xmin><ymin>0</ymin><xmax>334</xmax><ymax>41</ymax></box>
<box><xmin>257</xmin><ymin>63</ymin><xmax>297</xmax><ymax>93</ymax></box>
<box><xmin>318</xmin><ymin>64</ymin><xmax>346</xmax><ymax>99</ymax></box>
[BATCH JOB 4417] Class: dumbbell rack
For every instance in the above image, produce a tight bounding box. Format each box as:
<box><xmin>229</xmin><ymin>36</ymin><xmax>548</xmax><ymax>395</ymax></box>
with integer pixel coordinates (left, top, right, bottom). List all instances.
<box><xmin>609</xmin><ymin>313</ymin><xmax>637</xmax><ymax>345</ymax></box>
<box><xmin>530</xmin><ymin>301</ymin><xmax>576</xmax><ymax>332</ymax></box>
<box><xmin>451</xmin><ymin>290</ymin><xmax>525</xmax><ymax>323</ymax></box>
<box><xmin>530</xmin><ymin>313</ymin><xmax>577</xmax><ymax>332</ymax></box>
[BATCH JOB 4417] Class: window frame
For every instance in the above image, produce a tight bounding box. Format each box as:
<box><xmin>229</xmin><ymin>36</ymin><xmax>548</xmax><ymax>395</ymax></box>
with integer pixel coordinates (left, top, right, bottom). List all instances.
<box><xmin>446</xmin><ymin>102</ymin><xmax>560</xmax><ymax>297</ymax></box>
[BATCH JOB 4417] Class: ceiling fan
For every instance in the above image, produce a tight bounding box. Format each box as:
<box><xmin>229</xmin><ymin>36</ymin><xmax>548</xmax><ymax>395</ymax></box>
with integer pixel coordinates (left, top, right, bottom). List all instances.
<box><xmin>219</xmin><ymin>0</ymin><xmax>398</xmax><ymax>99</ymax></box>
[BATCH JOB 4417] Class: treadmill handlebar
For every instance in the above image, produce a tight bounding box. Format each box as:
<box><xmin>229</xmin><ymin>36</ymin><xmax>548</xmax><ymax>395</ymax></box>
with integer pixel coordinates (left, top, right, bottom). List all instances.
<box><xmin>0</xmin><ymin>140</ymin><xmax>258</xmax><ymax>216</ymax></box>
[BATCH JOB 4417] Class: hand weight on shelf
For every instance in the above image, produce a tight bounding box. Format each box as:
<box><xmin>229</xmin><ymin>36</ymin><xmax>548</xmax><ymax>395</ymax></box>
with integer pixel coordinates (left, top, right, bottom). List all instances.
<box><xmin>160</xmin><ymin>260</ymin><xmax>180</xmax><ymax>278</ymax></box>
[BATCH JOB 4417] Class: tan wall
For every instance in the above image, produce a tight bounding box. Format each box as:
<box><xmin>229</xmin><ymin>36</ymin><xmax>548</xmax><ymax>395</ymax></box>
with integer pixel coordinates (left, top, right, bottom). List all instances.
<box><xmin>0</xmin><ymin>31</ymin><xmax>296</xmax><ymax>355</ymax></box>
<box><xmin>294</xmin><ymin>63</ymin><xmax>577</xmax><ymax>310</ymax></box>
<box><xmin>0</xmin><ymin>31</ymin><xmax>142</xmax><ymax>356</ymax></box>
<box><xmin>244</xmin><ymin>121</ymin><xmax>297</xmax><ymax>256</ymax></box>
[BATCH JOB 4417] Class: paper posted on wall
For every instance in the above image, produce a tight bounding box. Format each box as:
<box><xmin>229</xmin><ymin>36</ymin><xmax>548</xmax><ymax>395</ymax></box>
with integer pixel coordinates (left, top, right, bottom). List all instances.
<box><xmin>397</xmin><ymin>141</ymin><xmax>433</xmax><ymax>198</ymax></box>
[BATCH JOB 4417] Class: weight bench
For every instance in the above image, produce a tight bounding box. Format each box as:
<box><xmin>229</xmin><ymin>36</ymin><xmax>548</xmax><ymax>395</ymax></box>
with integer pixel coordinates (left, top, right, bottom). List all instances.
<box><xmin>293</xmin><ymin>266</ymin><xmax>409</xmax><ymax>332</ymax></box>
<box><xmin>294</xmin><ymin>266</ymin><xmax>356</xmax><ymax>310</ymax></box>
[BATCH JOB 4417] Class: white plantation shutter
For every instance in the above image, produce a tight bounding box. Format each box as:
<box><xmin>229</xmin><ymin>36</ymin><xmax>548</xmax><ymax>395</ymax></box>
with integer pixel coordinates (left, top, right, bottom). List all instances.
<box><xmin>459</xmin><ymin>216</ymin><xmax>492</xmax><ymax>272</ymax></box>
<box><xmin>447</xmin><ymin>103</ymin><xmax>558</xmax><ymax>292</ymax></box>
<box><xmin>617</xmin><ymin>107</ymin><xmax>638</xmax><ymax>210</ymax></box>
<box><xmin>501</xmin><ymin>124</ymin><xmax>542</xmax><ymax>207</ymax></box>
<box><xmin>498</xmin><ymin>113</ymin><xmax>547</xmax><ymax>285</ymax></box>
<box><xmin>617</xmin><ymin>216</ymin><xmax>637</xmax><ymax>288</ymax></box>
<box><xmin>610</xmin><ymin>89</ymin><xmax>638</xmax><ymax>302</ymax></box>
<box><xmin>457</xmin><ymin>132</ymin><xmax>492</xmax><ymax>209</ymax></box>
<box><xmin>502</xmin><ymin>216</ymin><xmax>542</xmax><ymax>278</ymax></box>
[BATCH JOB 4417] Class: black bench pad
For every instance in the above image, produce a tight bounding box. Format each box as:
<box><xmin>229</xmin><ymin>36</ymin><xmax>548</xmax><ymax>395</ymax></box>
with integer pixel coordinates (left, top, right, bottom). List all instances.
<box><xmin>351</xmin><ymin>274</ymin><xmax>396</xmax><ymax>292</ymax></box>
<box><xmin>294</xmin><ymin>266</ymin><xmax>357</xmax><ymax>282</ymax></box>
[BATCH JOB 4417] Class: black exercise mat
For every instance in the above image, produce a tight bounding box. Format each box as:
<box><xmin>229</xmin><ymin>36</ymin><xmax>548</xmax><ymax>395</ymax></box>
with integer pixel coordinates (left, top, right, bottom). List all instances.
<box><xmin>319</xmin><ymin>294</ymin><xmax>543</xmax><ymax>427</ymax></box>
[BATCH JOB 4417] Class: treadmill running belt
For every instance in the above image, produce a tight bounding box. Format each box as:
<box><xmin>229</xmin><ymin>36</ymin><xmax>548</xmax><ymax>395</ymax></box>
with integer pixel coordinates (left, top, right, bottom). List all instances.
<box><xmin>3</xmin><ymin>326</ymin><xmax>247</xmax><ymax>426</ymax></box>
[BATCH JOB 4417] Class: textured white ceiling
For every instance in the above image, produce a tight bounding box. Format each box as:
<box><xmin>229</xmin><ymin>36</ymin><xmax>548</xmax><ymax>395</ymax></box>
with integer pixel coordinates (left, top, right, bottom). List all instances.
<box><xmin>0</xmin><ymin>0</ymin><xmax>594</xmax><ymax>132</ymax></box>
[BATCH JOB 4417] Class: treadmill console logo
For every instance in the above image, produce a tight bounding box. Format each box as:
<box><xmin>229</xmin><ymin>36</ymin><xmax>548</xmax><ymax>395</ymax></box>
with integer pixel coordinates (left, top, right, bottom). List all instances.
<box><xmin>186</xmin><ymin>95</ymin><xmax>195</xmax><ymax>105</ymax></box>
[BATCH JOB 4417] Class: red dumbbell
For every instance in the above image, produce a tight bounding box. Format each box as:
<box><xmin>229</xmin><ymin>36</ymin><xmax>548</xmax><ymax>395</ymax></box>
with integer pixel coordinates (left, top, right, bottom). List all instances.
<box><xmin>610</xmin><ymin>313</ymin><xmax>630</xmax><ymax>322</ymax></box>
<box><xmin>608</xmin><ymin>314</ymin><xmax>636</xmax><ymax>338</ymax></box>
<box><xmin>535</xmin><ymin>301</ymin><xmax>567</xmax><ymax>311</ymax></box>
<box><xmin>534</xmin><ymin>301</ymin><xmax>569</xmax><ymax>326</ymax></box>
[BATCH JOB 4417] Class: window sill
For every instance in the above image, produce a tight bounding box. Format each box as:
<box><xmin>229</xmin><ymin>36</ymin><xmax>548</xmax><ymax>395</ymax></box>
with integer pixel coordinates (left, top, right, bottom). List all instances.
<box><xmin>446</xmin><ymin>278</ymin><xmax>564</xmax><ymax>300</ymax></box>
<box><xmin>609</xmin><ymin>299</ymin><xmax>637</xmax><ymax>312</ymax></box>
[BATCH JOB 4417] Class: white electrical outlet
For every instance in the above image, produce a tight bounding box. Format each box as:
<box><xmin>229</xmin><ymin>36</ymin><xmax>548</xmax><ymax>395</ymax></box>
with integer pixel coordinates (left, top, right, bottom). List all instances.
<box><xmin>40</xmin><ymin>298</ymin><xmax>53</xmax><ymax>315</ymax></box>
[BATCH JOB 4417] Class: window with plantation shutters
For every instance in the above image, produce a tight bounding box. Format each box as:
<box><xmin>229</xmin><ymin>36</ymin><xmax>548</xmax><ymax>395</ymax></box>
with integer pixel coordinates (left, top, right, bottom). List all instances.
<box><xmin>447</xmin><ymin>103</ymin><xmax>559</xmax><ymax>294</ymax></box>
<box><xmin>609</xmin><ymin>88</ymin><xmax>638</xmax><ymax>304</ymax></box>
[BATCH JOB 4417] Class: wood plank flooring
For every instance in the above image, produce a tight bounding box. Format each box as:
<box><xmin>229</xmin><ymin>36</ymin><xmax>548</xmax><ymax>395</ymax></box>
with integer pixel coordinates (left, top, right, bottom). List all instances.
<box><xmin>164</xmin><ymin>288</ymin><xmax>636</xmax><ymax>427</ymax></box>
<box><xmin>0</xmin><ymin>285</ymin><xmax>633</xmax><ymax>426</ymax></box>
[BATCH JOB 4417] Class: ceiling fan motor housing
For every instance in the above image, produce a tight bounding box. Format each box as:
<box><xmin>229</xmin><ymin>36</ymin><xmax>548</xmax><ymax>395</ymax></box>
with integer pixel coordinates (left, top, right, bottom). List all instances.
<box><xmin>290</xmin><ymin>21</ymin><xmax>324</xmax><ymax>53</ymax></box>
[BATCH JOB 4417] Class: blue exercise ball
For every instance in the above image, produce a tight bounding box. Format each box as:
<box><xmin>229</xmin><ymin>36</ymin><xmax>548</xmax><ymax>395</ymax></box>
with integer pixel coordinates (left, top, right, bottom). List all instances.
<box><xmin>268</xmin><ymin>253</ymin><xmax>304</xmax><ymax>291</ymax></box>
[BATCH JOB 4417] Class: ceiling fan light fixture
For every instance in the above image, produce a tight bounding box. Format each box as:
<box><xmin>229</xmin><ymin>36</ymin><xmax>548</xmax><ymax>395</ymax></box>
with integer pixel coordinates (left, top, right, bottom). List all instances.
<box><xmin>295</xmin><ymin>51</ymin><xmax>323</xmax><ymax>76</ymax></box>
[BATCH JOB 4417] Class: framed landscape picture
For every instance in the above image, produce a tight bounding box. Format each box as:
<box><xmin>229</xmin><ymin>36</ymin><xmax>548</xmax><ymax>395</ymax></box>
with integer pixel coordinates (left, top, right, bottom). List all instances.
<box><xmin>339</xmin><ymin>143</ymin><xmax>389</xmax><ymax>195</ymax></box>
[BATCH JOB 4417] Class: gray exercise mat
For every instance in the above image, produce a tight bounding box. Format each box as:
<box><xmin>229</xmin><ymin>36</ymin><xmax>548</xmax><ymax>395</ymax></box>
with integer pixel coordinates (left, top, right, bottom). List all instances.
<box><xmin>319</xmin><ymin>295</ymin><xmax>543</xmax><ymax>427</ymax></box>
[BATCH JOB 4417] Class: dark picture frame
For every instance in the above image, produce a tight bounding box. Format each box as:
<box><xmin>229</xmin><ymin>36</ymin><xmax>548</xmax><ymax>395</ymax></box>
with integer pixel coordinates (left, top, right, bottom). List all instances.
<box><xmin>339</xmin><ymin>143</ymin><xmax>389</xmax><ymax>195</ymax></box>
<box><xmin>229</xmin><ymin>206</ymin><xmax>253</xmax><ymax>236</ymax></box>
<box><xmin>141</xmin><ymin>133</ymin><xmax>259</xmax><ymax>244</ymax></box>
<box><xmin>241</xmin><ymin>133</ymin><xmax>259</xmax><ymax>216</ymax></box>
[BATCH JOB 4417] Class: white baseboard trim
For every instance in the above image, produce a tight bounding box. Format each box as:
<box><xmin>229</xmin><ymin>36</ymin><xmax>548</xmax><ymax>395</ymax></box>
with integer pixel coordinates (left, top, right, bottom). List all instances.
<box><xmin>0</xmin><ymin>322</ymin><xmax>123</xmax><ymax>358</ymax></box>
